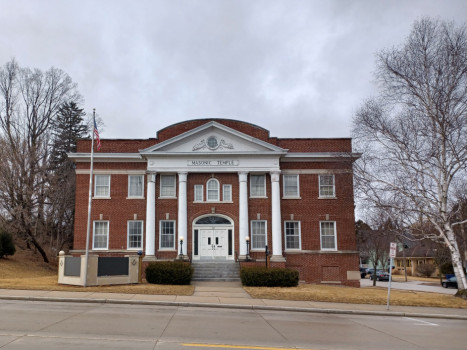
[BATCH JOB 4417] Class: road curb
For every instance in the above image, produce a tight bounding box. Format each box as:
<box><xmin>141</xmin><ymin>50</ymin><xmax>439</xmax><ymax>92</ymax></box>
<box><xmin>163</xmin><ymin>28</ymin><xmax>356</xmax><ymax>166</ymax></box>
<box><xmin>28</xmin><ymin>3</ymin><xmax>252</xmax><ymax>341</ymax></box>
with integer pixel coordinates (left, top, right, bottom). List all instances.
<box><xmin>1</xmin><ymin>295</ymin><xmax>466</xmax><ymax>320</ymax></box>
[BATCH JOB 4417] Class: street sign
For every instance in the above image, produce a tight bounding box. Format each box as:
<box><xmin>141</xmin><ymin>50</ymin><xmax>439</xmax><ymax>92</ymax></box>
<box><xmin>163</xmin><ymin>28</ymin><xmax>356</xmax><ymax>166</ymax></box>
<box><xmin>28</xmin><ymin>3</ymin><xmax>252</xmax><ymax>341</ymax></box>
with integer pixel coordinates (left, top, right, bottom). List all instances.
<box><xmin>389</xmin><ymin>242</ymin><xmax>397</xmax><ymax>258</ymax></box>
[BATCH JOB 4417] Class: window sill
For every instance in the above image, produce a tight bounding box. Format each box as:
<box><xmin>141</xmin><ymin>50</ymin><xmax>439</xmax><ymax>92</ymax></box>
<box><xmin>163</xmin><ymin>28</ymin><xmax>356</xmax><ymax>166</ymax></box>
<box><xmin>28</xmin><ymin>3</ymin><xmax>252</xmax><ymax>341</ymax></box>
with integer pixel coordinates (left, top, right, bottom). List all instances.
<box><xmin>158</xmin><ymin>248</ymin><xmax>176</xmax><ymax>251</ymax></box>
<box><xmin>126</xmin><ymin>196</ymin><xmax>145</xmax><ymax>200</ymax></box>
<box><xmin>158</xmin><ymin>196</ymin><xmax>177</xmax><ymax>199</ymax></box>
<box><xmin>284</xmin><ymin>249</ymin><xmax>302</xmax><ymax>252</ymax></box>
<box><xmin>318</xmin><ymin>196</ymin><xmax>337</xmax><ymax>200</ymax></box>
<box><xmin>127</xmin><ymin>248</ymin><xmax>143</xmax><ymax>251</ymax></box>
<box><xmin>92</xmin><ymin>248</ymin><xmax>108</xmax><ymax>251</ymax></box>
<box><xmin>282</xmin><ymin>196</ymin><xmax>301</xmax><ymax>200</ymax></box>
<box><xmin>92</xmin><ymin>197</ymin><xmax>111</xmax><ymax>200</ymax></box>
<box><xmin>194</xmin><ymin>200</ymin><xmax>234</xmax><ymax>204</ymax></box>
<box><xmin>320</xmin><ymin>248</ymin><xmax>338</xmax><ymax>252</ymax></box>
<box><xmin>249</xmin><ymin>196</ymin><xmax>268</xmax><ymax>199</ymax></box>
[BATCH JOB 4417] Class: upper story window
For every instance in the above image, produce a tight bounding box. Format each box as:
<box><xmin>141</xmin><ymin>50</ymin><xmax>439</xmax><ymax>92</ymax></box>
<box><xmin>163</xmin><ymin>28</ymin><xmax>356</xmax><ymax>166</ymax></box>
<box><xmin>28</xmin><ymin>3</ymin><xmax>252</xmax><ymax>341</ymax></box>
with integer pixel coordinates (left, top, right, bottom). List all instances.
<box><xmin>128</xmin><ymin>175</ymin><xmax>144</xmax><ymax>197</ymax></box>
<box><xmin>207</xmin><ymin>179</ymin><xmax>220</xmax><ymax>201</ymax></box>
<box><xmin>319</xmin><ymin>175</ymin><xmax>335</xmax><ymax>197</ymax></box>
<box><xmin>160</xmin><ymin>175</ymin><xmax>176</xmax><ymax>198</ymax></box>
<box><xmin>223</xmin><ymin>184</ymin><xmax>232</xmax><ymax>201</ymax></box>
<box><xmin>250</xmin><ymin>174</ymin><xmax>266</xmax><ymax>197</ymax></box>
<box><xmin>320</xmin><ymin>221</ymin><xmax>337</xmax><ymax>250</ymax></box>
<box><xmin>283</xmin><ymin>175</ymin><xmax>299</xmax><ymax>198</ymax></box>
<box><xmin>94</xmin><ymin>175</ymin><xmax>110</xmax><ymax>198</ymax></box>
<box><xmin>194</xmin><ymin>185</ymin><xmax>204</xmax><ymax>202</ymax></box>
<box><xmin>93</xmin><ymin>221</ymin><xmax>109</xmax><ymax>250</ymax></box>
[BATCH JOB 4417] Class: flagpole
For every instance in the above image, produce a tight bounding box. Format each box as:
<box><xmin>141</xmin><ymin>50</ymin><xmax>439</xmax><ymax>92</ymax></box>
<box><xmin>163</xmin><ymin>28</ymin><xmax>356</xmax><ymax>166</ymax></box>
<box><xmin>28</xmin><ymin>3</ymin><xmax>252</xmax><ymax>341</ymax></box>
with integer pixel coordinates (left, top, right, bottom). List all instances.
<box><xmin>83</xmin><ymin>109</ymin><xmax>96</xmax><ymax>287</ymax></box>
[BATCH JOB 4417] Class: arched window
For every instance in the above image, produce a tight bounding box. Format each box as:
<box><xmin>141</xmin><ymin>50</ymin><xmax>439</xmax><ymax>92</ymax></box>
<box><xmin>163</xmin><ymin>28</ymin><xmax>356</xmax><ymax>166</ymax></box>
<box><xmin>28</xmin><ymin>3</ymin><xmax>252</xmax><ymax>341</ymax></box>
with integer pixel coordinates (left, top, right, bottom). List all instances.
<box><xmin>206</xmin><ymin>178</ymin><xmax>219</xmax><ymax>201</ymax></box>
<box><xmin>195</xmin><ymin>216</ymin><xmax>231</xmax><ymax>225</ymax></box>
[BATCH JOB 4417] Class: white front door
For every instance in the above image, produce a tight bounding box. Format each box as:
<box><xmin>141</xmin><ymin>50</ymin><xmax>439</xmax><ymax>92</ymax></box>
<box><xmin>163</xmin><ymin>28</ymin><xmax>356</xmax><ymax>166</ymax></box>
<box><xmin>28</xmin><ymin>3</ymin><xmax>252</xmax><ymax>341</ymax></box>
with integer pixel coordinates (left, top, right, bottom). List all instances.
<box><xmin>199</xmin><ymin>228</ymin><xmax>228</xmax><ymax>259</ymax></box>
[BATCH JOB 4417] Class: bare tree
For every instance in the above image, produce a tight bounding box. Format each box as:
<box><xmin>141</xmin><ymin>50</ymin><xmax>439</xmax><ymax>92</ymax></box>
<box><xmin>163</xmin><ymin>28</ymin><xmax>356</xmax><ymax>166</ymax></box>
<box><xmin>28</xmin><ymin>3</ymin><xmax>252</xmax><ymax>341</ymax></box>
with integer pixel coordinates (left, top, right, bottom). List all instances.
<box><xmin>353</xmin><ymin>18</ymin><xmax>467</xmax><ymax>293</ymax></box>
<box><xmin>0</xmin><ymin>59</ymin><xmax>80</xmax><ymax>262</ymax></box>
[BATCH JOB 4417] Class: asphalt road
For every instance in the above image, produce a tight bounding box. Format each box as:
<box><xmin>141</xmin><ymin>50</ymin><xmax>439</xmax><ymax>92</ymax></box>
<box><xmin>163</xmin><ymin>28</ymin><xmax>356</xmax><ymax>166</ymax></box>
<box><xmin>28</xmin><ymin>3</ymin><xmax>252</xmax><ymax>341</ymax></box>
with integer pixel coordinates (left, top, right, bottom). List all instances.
<box><xmin>0</xmin><ymin>300</ymin><xmax>465</xmax><ymax>350</ymax></box>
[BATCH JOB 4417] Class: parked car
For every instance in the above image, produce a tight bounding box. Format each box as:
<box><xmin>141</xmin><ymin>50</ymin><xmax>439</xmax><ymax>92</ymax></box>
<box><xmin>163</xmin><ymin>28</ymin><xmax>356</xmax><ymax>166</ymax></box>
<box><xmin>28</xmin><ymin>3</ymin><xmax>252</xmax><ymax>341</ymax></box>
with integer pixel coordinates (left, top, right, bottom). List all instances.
<box><xmin>365</xmin><ymin>268</ymin><xmax>375</xmax><ymax>277</ymax></box>
<box><xmin>369</xmin><ymin>270</ymin><xmax>390</xmax><ymax>281</ymax></box>
<box><xmin>360</xmin><ymin>268</ymin><xmax>367</xmax><ymax>279</ymax></box>
<box><xmin>442</xmin><ymin>276</ymin><xmax>458</xmax><ymax>288</ymax></box>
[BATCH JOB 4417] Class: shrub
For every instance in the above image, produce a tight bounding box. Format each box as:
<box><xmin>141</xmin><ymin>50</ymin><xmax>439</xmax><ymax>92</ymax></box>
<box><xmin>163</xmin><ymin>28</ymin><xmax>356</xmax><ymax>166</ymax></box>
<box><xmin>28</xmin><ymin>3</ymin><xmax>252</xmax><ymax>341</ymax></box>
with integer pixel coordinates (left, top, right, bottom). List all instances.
<box><xmin>145</xmin><ymin>261</ymin><xmax>193</xmax><ymax>285</ymax></box>
<box><xmin>0</xmin><ymin>230</ymin><xmax>16</xmax><ymax>258</ymax></box>
<box><xmin>440</xmin><ymin>262</ymin><xmax>454</xmax><ymax>275</ymax></box>
<box><xmin>416</xmin><ymin>263</ymin><xmax>436</xmax><ymax>277</ymax></box>
<box><xmin>240</xmin><ymin>267</ymin><xmax>299</xmax><ymax>287</ymax></box>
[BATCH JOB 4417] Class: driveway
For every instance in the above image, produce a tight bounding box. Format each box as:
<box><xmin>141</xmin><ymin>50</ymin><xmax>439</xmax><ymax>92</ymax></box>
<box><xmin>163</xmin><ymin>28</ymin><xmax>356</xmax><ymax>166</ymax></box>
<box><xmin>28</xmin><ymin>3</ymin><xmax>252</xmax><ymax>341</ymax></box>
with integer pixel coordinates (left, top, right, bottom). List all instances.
<box><xmin>360</xmin><ymin>277</ymin><xmax>457</xmax><ymax>294</ymax></box>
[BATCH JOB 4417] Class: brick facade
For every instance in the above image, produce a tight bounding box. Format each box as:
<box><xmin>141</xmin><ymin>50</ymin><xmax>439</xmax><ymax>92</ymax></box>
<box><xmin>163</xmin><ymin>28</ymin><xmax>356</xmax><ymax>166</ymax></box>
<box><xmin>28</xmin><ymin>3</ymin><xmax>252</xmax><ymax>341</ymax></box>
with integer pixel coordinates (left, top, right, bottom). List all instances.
<box><xmin>71</xmin><ymin>119</ymin><xmax>360</xmax><ymax>286</ymax></box>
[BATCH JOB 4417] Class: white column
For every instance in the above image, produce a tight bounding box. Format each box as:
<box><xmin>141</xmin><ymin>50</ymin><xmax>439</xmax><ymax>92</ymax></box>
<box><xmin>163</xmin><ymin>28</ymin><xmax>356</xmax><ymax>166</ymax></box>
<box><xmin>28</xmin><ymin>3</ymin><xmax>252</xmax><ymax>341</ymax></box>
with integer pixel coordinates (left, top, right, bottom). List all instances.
<box><xmin>270</xmin><ymin>171</ymin><xmax>285</xmax><ymax>261</ymax></box>
<box><xmin>144</xmin><ymin>172</ymin><xmax>156</xmax><ymax>260</ymax></box>
<box><xmin>177</xmin><ymin>172</ymin><xmax>188</xmax><ymax>256</ymax></box>
<box><xmin>238</xmin><ymin>172</ymin><xmax>249</xmax><ymax>259</ymax></box>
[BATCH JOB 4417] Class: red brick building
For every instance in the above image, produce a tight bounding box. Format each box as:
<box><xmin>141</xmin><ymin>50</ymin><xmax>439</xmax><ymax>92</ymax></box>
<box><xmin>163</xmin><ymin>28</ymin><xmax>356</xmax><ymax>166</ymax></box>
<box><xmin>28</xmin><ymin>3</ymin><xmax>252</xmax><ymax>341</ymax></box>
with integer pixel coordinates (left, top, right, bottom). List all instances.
<box><xmin>70</xmin><ymin>119</ymin><xmax>361</xmax><ymax>286</ymax></box>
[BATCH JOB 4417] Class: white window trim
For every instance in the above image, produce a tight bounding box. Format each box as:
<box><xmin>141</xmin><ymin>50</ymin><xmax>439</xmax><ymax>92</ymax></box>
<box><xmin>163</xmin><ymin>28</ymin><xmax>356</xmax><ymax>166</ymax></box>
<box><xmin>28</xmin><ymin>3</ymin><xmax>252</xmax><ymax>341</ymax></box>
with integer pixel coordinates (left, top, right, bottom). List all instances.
<box><xmin>94</xmin><ymin>175</ymin><xmax>111</xmax><ymax>198</ymax></box>
<box><xmin>284</xmin><ymin>221</ymin><xmax>301</xmax><ymax>250</ymax></box>
<box><xmin>223</xmin><ymin>184</ymin><xmax>232</xmax><ymax>202</ymax></box>
<box><xmin>92</xmin><ymin>220</ymin><xmax>109</xmax><ymax>250</ymax></box>
<box><xmin>250</xmin><ymin>220</ymin><xmax>267</xmax><ymax>251</ymax></box>
<box><xmin>194</xmin><ymin>184</ymin><xmax>204</xmax><ymax>202</ymax></box>
<box><xmin>159</xmin><ymin>174</ymin><xmax>177</xmax><ymax>198</ymax></box>
<box><xmin>127</xmin><ymin>175</ymin><xmax>145</xmax><ymax>198</ymax></box>
<box><xmin>320</xmin><ymin>221</ymin><xmax>337</xmax><ymax>251</ymax></box>
<box><xmin>283</xmin><ymin>174</ymin><xmax>300</xmax><ymax>199</ymax></box>
<box><xmin>159</xmin><ymin>220</ymin><xmax>176</xmax><ymax>250</ymax></box>
<box><xmin>319</xmin><ymin>174</ymin><xmax>336</xmax><ymax>198</ymax></box>
<box><xmin>206</xmin><ymin>178</ymin><xmax>220</xmax><ymax>202</ymax></box>
<box><xmin>127</xmin><ymin>220</ymin><xmax>143</xmax><ymax>250</ymax></box>
<box><xmin>250</xmin><ymin>174</ymin><xmax>267</xmax><ymax>198</ymax></box>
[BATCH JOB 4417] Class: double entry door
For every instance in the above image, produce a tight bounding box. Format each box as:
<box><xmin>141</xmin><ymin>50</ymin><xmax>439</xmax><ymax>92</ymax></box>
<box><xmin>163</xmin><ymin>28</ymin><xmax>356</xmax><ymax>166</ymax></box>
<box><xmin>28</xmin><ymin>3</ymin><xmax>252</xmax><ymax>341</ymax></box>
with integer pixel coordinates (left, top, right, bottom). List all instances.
<box><xmin>199</xmin><ymin>228</ymin><xmax>228</xmax><ymax>259</ymax></box>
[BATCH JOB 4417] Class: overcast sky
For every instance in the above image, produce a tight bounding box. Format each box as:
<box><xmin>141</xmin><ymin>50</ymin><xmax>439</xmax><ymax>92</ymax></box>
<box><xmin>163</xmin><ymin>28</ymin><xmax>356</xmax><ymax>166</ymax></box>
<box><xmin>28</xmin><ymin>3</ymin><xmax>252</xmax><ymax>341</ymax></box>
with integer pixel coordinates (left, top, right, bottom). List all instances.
<box><xmin>1</xmin><ymin>0</ymin><xmax>466</xmax><ymax>139</ymax></box>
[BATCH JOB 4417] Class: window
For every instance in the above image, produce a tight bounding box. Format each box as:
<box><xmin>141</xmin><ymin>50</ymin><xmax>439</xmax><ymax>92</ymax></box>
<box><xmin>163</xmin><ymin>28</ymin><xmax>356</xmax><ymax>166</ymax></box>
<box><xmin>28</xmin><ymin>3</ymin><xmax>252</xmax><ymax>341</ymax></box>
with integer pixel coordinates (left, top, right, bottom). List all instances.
<box><xmin>251</xmin><ymin>220</ymin><xmax>267</xmax><ymax>250</ymax></box>
<box><xmin>128</xmin><ymin>175</ymin><xmax>144</xmax><ymax>197</ymax></box>
<box><xmin>93</xmin><ymin>221</ymin><xmax>109</xmax><ymax>250</ymax></box>
<box><xmin>128</xmin><ymin>221</ymin><xmax>143</xmax><ymax>249</ymax></box>
<box><xmin>194</xmin><ymin>185</ymin><xmax>204</xmax><ymax>201</ymax></box>
<box><xmin>319</xmin><ymin>175</ymin><xmax>335</xmax><ymax>197</ymax></box>
<box><xmin>207</xmin><ymin>179</ymin><xmax>220</xmax><ymax>201</ymax></box>
<box><xmin>320</xmin><ymin>221</ymin><xmax>337</xmax><ymax>250</ymax></box>
<box><xmin>283</xmin><ymin>175</ymin><xmax>299</xmax><ymax>198</ymax></box>
<box><xmin>284</xmin><ymin>221</ymin><xmax>301</xmax><ymax>249</ymax></box>
<box><xmin>250</xmin><ymin>174</ymin><xmax>266</xmax><ymax>197</ymax></box>
<box><xmin>223</xmin><ymin>184</ymin><xmax>232</xmax><ymax>201</ymax></box>
<box><xmin>160</xmin><ymin>220</ymin><xmax>175</xmax><ymax>249</ymax></box>
<box><xmin>160</xmin><ymin>175</ymin><xmax>176</xmax><ymax>197</ymax></box>
<box><xmin>94</xmin><ymin>175</ymin><xmax>110</xmax><ymax>197</ymax></box>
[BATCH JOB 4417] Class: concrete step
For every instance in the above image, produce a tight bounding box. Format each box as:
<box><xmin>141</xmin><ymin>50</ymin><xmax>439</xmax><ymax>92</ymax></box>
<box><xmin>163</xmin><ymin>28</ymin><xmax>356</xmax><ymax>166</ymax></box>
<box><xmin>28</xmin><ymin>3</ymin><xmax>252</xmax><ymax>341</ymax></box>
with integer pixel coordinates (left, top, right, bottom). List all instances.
<box><xmin>191</xmin><ymin>261</ymin><xmax>240</xmax><ymax>282</ymax></box>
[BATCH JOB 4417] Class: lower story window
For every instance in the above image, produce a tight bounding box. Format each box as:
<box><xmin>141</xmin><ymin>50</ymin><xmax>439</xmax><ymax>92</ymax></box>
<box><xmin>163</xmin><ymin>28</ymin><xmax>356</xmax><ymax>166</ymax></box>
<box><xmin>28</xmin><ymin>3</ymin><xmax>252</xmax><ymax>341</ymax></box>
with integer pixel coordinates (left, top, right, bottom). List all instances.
<box><xmin>251</xmin><ymin>220</ymin><xmax>266</xmax><ymax>250</ymax></box>
<box><xmin>128</xmin><ymin>221</ymin><xmax>143</xmax><ymax>249</ymax></box>
<box><xmin>285</xmin><ymin>221</ymin><xmax>301</xmax><ymax>249</ymax></box>
<box><xmin>93</xmin><ymin>221</ymin><xmax>109</xmax><ymax>250</ymax></box>
<box><xmin>160</xmin><ymin>220</ymin><xmax>175</xmax><ymax>249</ymax></box>
<box><xmin>320</xmin><ymin>221</ymin><xmax>337</xmax><ymax>250</ymax></box>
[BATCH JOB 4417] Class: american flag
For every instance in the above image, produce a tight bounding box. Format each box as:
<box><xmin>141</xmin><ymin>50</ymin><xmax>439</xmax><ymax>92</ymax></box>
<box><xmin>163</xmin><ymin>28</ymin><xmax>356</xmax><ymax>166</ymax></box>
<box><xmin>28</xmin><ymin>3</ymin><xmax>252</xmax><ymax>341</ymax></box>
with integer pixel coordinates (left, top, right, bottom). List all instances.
<box><xmin>94</xmin><ymin>117</ymin><xmax>101</xmax><ymax>151</ymax></box>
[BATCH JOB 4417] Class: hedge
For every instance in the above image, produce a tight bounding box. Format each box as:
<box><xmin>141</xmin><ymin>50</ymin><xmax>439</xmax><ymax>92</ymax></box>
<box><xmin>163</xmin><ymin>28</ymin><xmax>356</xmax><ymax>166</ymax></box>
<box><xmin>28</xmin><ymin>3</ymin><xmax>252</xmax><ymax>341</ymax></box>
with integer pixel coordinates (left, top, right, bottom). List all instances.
<box><xmin>240</xmin><ymin>266</ymin><xmax>299</xmax><ymax>287</ymax></box>
<box><xmin>145</xmin><ymin>261</ymin><xmax>193</xmax><ymax>285</ymax></box>
<box><xmin>0</xmin><ymin>231</ymin><xmax>16</xmax><ymax>258</ymax></box>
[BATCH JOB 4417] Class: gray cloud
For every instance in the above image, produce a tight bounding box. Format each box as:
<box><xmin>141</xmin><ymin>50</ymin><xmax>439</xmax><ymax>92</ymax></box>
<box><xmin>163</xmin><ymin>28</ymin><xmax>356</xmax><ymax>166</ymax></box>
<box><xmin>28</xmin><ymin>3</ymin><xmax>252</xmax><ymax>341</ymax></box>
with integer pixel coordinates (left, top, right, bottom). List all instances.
<box><xmin>1</xmin><ymin>0</ymin><xmax>466</xmax><ymax>139</ymax></box>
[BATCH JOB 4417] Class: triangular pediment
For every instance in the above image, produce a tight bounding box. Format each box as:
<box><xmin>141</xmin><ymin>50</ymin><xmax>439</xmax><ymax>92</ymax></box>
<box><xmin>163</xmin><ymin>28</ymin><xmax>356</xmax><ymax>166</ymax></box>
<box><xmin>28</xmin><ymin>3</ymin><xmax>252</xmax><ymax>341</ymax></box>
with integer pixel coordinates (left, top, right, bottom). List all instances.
<box><xmin>140</xmin><ymin>121</ymin><xmax>287</xmax><ymax>155</ymax></box>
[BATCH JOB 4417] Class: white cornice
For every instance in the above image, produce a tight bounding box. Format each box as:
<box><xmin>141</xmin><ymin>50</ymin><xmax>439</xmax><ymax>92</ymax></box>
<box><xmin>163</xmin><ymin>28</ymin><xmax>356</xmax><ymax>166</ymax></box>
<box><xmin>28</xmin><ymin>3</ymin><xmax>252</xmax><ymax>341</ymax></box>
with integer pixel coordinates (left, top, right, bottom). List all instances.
<box><xmin>67</xmin><ymin>153</ymin><xmax>144</xmax><ymax>162</ymax></box>
<box><xmin>281</xmin><ymin>152</ymin><xmax>361</xmax><ymax>162</ymax></box>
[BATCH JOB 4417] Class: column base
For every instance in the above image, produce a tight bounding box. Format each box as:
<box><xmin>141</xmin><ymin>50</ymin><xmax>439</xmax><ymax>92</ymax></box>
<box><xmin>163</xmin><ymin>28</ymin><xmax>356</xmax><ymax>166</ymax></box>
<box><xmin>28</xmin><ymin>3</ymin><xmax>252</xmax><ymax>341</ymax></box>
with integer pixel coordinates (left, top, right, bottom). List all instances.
<box><xmin>143</xmin><ymin>255</ymin><xmax>157</xmax><ymax>262</ymax></box>
<box><xmin>270</xmin><ymin>255</ymin><xmax>286</xmax><ymax>262</ymax></box>
<box><xmin>176</xmin><ymin>254</ymin><xmax>190</xmax><ymax>262</ymax></box>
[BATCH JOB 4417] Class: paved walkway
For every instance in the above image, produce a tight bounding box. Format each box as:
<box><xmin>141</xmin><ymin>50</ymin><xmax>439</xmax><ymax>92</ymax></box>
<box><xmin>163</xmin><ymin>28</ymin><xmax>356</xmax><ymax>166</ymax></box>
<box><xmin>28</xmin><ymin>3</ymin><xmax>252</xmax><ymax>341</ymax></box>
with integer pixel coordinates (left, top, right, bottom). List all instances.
<box><xmin>1</xmin><ymin>281</ymin><xmax>466</xmax><ymax>320</ymax></box>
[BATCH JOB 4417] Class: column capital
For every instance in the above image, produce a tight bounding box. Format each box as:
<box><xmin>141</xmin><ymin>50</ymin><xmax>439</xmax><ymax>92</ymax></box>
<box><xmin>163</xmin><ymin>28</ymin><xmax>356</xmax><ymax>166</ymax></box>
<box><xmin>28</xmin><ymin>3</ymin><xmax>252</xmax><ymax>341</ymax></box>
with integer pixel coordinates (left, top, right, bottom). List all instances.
<box><xmin>146</xmin><ymin>171</ymin><xmax>157</xmax><ymax>182</ymax></box>
<box><xmin>270</xmin><ymin>171</ymin><xmax>281</xmax><ymax>182</ymax></box>
<box><xmin>238</xmin><ymin>172</ymin><xmax>249</xmax><ymax>182</ymax></box>
<box><xmin>178</xmin><ymin>172</ymin><xmax>188</xmax><ymax>182</ymax></box>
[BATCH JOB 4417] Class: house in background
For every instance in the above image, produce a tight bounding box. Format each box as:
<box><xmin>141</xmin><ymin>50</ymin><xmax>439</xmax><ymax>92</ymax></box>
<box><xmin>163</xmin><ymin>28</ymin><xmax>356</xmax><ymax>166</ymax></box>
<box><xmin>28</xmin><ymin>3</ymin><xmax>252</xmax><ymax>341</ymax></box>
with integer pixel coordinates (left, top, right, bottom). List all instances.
<box><xmin>394</xmin><ymin>243</ymin><xmax>439</xmax><ymax>277</ymax></box>
<box><xmin>68</xmin><ymin>119</ymin><xmax>361</xmax><ymax>286</ymax></box>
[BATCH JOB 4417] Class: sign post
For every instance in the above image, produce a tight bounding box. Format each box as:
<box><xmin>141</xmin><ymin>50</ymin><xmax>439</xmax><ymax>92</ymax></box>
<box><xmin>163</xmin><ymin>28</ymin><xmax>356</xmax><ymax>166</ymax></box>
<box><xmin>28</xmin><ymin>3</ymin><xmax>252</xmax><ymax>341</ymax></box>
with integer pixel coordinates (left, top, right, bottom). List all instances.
<box><xmin>387</xmin><ymin>242</ymin><xmax>397</xmax><ymax>310</ymax></box>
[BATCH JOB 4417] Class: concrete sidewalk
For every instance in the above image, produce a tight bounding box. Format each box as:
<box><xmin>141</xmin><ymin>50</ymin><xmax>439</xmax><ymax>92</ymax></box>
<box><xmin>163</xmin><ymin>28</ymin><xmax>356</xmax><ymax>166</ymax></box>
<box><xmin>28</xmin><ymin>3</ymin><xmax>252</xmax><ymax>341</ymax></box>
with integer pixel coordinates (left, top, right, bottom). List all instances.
<box><xmin>1</xmin><ymin>281</ymin><xmax>466</xmax><ymax>320</ymax></box>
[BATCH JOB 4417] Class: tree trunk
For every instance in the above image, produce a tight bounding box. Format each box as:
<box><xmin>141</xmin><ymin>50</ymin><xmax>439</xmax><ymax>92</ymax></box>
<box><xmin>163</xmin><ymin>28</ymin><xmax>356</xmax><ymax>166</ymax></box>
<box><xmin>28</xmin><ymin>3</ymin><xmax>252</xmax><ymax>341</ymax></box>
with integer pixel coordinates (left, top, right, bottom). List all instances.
<box><xmin>26</xmin><ymin>229</ymin><xmax>49</xmax><ymax>263</ymax></box>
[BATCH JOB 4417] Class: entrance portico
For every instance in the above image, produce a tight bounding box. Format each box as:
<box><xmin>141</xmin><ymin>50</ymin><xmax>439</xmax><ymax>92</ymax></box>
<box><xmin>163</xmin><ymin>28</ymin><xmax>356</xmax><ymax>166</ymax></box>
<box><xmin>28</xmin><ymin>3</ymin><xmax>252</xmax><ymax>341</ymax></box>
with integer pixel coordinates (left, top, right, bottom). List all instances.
<box><xmin>193</xmin><ymin>215</ymin><xmax>234</xmax><ymax>260</ymax></box>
